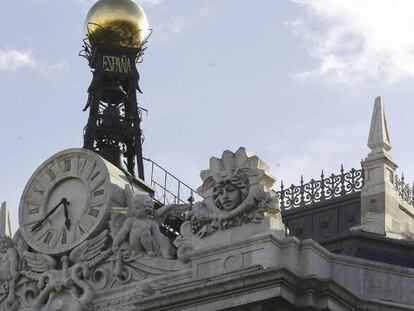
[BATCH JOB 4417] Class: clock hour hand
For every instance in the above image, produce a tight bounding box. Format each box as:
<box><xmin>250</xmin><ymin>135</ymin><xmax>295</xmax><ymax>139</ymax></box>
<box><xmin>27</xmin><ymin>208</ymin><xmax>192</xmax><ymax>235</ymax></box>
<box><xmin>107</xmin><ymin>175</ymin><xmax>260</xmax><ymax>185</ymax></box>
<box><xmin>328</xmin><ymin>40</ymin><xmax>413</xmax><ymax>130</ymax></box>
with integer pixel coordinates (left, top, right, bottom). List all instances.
<box><xmin>31</xmin><ymin>198</ymin><xmax>67</xmax><ymax>232</ymax></box>
<box><xmin>63</xmin><ymin>200</ymin><xmax>71</xmax><ymax>230</ymax></box>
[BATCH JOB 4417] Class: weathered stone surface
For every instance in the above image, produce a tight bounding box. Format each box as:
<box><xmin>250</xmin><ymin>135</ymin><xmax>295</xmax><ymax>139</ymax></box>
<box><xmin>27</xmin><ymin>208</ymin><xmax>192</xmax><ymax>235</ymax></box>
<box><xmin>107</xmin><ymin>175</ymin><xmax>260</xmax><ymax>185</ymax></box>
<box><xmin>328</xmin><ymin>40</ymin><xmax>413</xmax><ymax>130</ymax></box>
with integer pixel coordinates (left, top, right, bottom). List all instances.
<box><xmin>0</xmin><ymin>202</ymin><xmax>12</xmax><ymax>238</ymax></box>
<box><xmin>368</xmin><ymin>96</ymin><xmax>392</xmax><ymax>155</ymax></box>
<box><xmin>6</xmin><ymin>144</ymin><xmax>414</xmax><ymax>310</ymax></box>
<box><xmin>356</xmin><ymin>97</ymin><xmax>414</xmax><ymax>239</ymax></box>
<box><xmin>176</xmin><ymin>148</ymin><xmax>285</xmax><ymax>265</ymax></box>
<box><xmin>135</xmin><ymin>232</ymin><xmax>414</xmax><ymax>310</ymax></box>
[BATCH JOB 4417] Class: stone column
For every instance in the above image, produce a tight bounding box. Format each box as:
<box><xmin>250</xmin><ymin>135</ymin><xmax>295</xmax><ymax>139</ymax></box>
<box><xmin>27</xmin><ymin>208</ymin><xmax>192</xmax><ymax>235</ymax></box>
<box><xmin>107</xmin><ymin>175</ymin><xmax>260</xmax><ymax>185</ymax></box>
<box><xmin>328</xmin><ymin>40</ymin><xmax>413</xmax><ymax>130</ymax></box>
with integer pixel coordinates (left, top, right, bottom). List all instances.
<box><xmin>356</xmin><ymin>97</ymin><xmax>407</xmax><ymax>238</ymax></box>
<box><xmin>0</xmin><ymin>201</ymin><xmax>12</xmax><ymax>237</ymax></box>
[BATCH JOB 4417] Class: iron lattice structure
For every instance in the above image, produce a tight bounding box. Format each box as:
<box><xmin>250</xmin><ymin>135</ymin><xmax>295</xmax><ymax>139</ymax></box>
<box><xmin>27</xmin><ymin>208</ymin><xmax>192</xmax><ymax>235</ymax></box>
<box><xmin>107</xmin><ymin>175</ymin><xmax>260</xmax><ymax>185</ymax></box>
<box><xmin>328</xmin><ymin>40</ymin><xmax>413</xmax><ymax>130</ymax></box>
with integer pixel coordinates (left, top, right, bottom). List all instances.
<box><xmin>395</xmin><ymin>174</ymin><xmax>414</xmax><ymax>207</ymax></box>
<box><xmin>277</xmin><ymin>165</ymin><xmax>364</xmax><ymax>211</ymax></box>
<box><xmin>80</xmin><ymin>24</ymin><xmax>151</xmax><ymax>179</ymax></box>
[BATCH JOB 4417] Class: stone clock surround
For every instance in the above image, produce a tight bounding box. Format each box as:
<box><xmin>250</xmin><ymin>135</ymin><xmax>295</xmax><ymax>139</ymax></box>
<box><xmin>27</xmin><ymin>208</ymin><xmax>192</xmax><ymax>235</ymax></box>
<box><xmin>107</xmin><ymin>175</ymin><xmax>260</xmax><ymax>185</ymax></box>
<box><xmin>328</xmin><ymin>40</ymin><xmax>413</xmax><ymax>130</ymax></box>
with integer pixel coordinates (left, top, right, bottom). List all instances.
<box><xmin>18</xmin><ymin>148</ymin><xmax>149</xmax><ymax>255</ymax></box>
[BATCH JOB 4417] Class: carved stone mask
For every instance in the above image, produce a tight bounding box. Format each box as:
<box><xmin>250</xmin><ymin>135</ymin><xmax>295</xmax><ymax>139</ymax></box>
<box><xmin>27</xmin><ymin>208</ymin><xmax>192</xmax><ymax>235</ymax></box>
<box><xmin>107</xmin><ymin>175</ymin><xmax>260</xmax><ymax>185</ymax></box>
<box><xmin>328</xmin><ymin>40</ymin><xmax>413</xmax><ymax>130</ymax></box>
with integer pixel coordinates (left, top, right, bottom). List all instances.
<box><xmin>213</xmin><ymin>171</ymin><xmax>249</xmax><ymax>211</ymax></box>
<box><xmin>217</xmin><ymin>183</ymin><xmax>242</xmax><ymax>211</ymax></box>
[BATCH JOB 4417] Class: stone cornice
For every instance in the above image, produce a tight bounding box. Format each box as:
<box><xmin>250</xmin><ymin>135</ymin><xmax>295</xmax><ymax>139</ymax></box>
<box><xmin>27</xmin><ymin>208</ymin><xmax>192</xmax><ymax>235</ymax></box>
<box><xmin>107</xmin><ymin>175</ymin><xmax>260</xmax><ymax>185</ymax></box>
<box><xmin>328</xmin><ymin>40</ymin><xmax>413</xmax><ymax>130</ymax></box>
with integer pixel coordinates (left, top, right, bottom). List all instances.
<box><xmin>134</xmin><ymin>266</ymin><xmax>413</xmax><ymax>311</ymax></box>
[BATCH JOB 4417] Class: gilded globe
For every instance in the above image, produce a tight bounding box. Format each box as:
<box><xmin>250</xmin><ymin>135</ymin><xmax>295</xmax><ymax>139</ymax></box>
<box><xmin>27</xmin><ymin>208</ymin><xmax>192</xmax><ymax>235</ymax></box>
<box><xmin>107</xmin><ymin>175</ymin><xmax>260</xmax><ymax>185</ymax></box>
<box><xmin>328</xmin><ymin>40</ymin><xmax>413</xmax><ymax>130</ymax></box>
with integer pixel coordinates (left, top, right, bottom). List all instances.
<box><xmin>85</xmin><ymin>0</ymin><xmax>150</xmax><ymax>48</ymax></box>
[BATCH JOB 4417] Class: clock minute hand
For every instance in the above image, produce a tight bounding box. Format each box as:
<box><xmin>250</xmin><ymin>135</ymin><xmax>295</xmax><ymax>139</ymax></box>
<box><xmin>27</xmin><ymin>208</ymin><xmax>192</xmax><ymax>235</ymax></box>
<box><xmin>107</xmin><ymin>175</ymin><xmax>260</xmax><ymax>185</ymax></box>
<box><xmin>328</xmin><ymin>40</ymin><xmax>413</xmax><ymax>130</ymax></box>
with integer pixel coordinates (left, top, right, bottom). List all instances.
<box><xmin>63</xmin><ymin>200</ymin><xmax>71</xmax><ymax>230</ymax></box>
<box><xmin>31</xmin><ymin>198</ymin><xmax>66</xmax><ymax>232</ymax></box>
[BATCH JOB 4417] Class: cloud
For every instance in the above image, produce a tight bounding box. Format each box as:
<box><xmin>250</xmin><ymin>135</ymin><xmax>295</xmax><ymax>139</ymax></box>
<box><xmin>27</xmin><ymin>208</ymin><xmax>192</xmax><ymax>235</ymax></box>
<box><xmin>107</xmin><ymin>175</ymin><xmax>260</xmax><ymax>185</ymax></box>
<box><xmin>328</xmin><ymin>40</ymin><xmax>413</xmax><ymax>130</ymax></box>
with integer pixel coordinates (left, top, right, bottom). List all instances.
<box><xmin>288</xmin><ymin>0</ymin><xmax>414</xmax><ymax>84</ymax></box>
<box><xmin>156</xmin><ymin>7</ymin><xmax>212</xmax><ymax>44</ymax></box>
<box><xmin>37</xmin><ymin>60</ymin><xmax>70</xmax><ymax>77</ymax></box>
<box><xmin>0</xmin><ymin>50</ymin><xmax>35</xmax><ymax>71</ymax></box>
<box><xmin>0</xmin><ymin>48</ymin><xmax>69</xmax><ymax>77</ymax></box>
<box><xmin>170</xmin><ymin>7</ymin><xmax>212</xmax><ymax>35</ymax></box>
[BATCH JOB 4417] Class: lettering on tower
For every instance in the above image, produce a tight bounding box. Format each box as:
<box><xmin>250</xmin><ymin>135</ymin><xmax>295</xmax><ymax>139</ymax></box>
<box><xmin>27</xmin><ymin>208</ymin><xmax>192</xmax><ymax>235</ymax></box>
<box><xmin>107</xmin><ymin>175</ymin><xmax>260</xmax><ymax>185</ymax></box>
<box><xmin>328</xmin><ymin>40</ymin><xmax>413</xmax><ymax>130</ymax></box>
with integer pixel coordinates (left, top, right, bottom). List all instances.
<box><xmin>102</xmin><ymin>55</ymin><xmax>132</xmax><ymax>74</ymax></box>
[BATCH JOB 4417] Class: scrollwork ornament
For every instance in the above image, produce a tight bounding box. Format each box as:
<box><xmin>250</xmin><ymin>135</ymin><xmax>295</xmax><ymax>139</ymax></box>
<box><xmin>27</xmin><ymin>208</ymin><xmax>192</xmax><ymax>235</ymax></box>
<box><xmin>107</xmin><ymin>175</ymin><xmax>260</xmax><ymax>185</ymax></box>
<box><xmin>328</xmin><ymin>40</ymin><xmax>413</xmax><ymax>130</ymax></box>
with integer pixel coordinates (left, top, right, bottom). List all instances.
<box><xmin>277</xmin><ymin>166</ymin><xmax>364</xmax><ymax>210</ymax></box>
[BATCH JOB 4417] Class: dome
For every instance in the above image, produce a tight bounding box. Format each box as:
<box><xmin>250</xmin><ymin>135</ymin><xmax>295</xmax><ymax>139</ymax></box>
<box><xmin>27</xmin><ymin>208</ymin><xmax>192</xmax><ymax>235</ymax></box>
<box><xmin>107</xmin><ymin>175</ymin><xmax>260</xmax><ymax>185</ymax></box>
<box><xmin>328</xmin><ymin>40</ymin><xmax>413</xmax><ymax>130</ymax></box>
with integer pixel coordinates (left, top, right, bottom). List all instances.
<box><xmin>85</xmin><ymin>0</ymin><xmax>149</xmax><ymax>48</ymax></box>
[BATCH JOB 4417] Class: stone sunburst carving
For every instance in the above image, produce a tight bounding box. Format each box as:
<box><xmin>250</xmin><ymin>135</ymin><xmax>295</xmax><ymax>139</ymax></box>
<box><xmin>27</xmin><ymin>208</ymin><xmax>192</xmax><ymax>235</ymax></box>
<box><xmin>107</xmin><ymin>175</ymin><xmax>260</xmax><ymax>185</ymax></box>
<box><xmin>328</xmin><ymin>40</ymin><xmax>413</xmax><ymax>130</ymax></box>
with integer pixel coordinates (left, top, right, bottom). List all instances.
<box><xmin>185</xmin><ymin>148</ymin><xmax>280</xmax><ymax>239</ymax></box>
<box><xmin>198</xmin><ymin>147</ymin><xmax>276</xmax><ymax>198</ymax></box>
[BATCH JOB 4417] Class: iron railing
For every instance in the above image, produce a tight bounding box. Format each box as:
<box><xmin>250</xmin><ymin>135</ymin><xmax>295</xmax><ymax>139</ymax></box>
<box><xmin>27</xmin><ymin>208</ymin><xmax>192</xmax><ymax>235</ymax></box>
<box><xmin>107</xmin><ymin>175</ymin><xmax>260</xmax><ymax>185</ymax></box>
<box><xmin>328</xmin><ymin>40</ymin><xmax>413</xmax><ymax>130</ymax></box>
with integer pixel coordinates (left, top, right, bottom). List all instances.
<box><xmin>276</xmin><ymin>165</ymin><xmax>364</xmax><ymax>211</ymax></box>
<box><xmin>395</xmin><ymin>174</ymin><xmax>414</xmax><ymax>207</ymax></box>
<box><xmin>144</xmin><ymin>158</ymin><xmax>203</xmax><ymax>206</ymax></box>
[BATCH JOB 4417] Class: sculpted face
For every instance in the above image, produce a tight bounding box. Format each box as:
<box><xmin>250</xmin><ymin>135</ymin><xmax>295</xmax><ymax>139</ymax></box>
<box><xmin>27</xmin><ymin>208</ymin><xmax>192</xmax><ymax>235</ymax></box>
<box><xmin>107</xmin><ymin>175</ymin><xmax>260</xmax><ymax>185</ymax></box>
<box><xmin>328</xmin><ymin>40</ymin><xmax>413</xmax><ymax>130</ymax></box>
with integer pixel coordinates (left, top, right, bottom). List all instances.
<box><xmin>142</xmin><ymin>197</ymin><xmax>154</xmax><ymax>209</ymax></box>
<box><xmin>0</xmin><ymin>238</ymin><xmax>12</xmax><ymax>254</ymax></box>
<box><xmin>217</xmin><ymin>183</ymin><xmax>242</xmax><ymax>211</ymax></box>
<box><xmin>131</xmin><ymin>195</ymin><xmax>153</xmax><ymax>217</ymax></box>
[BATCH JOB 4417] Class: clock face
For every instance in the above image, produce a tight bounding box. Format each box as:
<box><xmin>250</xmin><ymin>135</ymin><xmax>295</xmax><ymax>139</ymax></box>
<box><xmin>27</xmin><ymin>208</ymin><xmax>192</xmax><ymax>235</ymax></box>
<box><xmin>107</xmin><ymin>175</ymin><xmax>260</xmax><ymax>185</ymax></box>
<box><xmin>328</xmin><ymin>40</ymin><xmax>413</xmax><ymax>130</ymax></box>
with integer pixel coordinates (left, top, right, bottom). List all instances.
<box><xmin>19</xmin><ymin>149</ymin><xmax>111</xmax><ymax>255</ymax></box>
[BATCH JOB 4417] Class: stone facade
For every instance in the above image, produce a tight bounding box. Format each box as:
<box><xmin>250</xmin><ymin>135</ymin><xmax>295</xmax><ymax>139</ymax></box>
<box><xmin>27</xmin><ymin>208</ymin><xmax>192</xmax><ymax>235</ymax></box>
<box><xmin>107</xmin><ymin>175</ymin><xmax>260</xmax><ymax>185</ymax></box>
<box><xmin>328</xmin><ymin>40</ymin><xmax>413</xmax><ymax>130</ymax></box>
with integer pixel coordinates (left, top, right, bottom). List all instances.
<box><xmin>2</xmin><ymin>97</ymin><xmax>414</xmax><ymax>310</ymax></box>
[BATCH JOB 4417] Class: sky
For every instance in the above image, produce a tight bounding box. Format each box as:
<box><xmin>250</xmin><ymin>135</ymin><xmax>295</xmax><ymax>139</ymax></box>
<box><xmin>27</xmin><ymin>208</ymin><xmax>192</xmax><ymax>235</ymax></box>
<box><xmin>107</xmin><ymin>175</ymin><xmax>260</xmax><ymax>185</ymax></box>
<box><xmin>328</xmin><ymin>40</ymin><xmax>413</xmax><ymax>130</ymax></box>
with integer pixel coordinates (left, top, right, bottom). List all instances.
<box><xmin>1</xmin><ymin>0</ymin><xmax>414</xmax><ymax>233</ymax></box>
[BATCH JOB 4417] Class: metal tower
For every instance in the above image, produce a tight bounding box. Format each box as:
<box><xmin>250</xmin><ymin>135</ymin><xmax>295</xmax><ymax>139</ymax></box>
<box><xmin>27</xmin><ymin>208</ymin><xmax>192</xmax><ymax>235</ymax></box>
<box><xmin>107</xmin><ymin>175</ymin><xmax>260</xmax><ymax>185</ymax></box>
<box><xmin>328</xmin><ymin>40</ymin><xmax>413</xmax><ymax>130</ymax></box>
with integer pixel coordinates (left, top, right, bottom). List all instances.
<box><xmin>81</xmin><ymin>25</ymin><xmax>150</xmax><ymax>180</ymax></box>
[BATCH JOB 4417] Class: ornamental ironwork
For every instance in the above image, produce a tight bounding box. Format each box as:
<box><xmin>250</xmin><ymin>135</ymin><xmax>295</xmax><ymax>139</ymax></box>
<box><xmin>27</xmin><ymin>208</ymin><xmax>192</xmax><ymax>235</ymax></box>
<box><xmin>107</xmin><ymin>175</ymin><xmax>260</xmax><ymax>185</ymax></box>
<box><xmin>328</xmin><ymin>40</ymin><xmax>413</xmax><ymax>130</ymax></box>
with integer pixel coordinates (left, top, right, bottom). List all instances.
<box><xmin>395</xmin><ymin>174</ymin><xmax>414</xmax><ymax>207</ymax></box>
<box><xmin>80</xmin><ymin>26</ymin><xmax>151</xmax><ymax>180</ymax></box>
<box><xmin>276</xmin><ymin>165</ymin><xmax>364</xmax><ymax>211</ymax></box>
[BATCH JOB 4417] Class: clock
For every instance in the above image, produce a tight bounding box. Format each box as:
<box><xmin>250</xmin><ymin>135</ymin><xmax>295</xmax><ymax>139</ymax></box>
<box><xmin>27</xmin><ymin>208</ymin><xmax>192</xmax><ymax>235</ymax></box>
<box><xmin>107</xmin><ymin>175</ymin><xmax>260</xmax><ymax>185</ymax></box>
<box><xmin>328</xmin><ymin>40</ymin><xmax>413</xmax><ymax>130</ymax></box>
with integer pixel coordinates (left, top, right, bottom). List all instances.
<box><xmin>19</xmin><ymin>148</ymin><xmax>151</xmax><ymax>255</ymax></box>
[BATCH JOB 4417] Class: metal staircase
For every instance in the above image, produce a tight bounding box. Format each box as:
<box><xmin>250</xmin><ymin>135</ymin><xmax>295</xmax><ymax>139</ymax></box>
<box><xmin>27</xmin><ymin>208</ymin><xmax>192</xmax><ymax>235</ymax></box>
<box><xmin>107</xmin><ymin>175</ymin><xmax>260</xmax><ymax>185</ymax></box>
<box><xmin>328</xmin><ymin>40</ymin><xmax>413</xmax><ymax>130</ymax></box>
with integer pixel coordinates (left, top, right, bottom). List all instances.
<box><xmin>144</xmin><ymin>158</ymin><xmax>203</xmax><ymax>206</ymax></box>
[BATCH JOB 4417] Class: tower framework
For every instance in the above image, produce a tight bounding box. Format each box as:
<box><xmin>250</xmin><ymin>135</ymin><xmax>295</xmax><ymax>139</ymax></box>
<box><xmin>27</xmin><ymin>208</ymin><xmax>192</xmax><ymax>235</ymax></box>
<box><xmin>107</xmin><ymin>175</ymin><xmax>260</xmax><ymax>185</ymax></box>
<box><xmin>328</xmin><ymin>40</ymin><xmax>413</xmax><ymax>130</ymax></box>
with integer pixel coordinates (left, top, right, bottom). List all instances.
<box><xmin>81</xmin><ymin>29</ymin><xmax>148</xmax><ymax>180</ymax></box>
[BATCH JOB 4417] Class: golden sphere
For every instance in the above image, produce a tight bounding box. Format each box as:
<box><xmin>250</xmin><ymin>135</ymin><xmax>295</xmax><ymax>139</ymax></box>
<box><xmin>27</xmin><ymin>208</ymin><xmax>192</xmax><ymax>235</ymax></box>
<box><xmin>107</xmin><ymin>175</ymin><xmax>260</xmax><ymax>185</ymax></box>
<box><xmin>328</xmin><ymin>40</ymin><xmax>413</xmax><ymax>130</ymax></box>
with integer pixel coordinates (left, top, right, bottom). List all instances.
<box><xmin>85</xmin><ymin>0</ymin><xmax>149</xmax><ymax>48</ymax></box>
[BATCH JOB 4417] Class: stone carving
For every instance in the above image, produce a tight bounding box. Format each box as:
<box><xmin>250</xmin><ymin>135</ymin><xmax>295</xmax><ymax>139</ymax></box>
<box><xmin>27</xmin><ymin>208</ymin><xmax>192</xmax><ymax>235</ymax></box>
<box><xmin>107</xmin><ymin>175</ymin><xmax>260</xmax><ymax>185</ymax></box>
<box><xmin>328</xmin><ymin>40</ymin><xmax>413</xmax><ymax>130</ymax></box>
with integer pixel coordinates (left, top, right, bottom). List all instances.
<box><xmin>111</xmin><ymin>185</ymin><xmax>188</xmax><ymax>277</ymax></box>
<box><xmin>21</xmin><ymin>230</ymin><xmax>110</xmax><ymax>311</ymax></box>
<box><xmin>175</xmin><ymin>148</ymin><xmax>283</xmax><ymax>262</ymax></box>
<box><xmin>13</xmin><ymin>230</ymin><xmax>29</xmax><ymax>271</ymax></box>
<box><xmin>0</xmin><ymin>187</ymin><xmax>192</xmax><ymax>310</ymax></box>
<box><xmin>0</xmin><ymin>236</ymin><xmax>19</xmax><ymax>284</ymax></box>
<box><xmin>0</xmin><ymin>236</ymin><xmax>19</xmax><ymax>311</ymax></box>
<box><xmin>186</xmin><ymin>148</ymin><xmax>279</xmax><ymax>238</ymax></box>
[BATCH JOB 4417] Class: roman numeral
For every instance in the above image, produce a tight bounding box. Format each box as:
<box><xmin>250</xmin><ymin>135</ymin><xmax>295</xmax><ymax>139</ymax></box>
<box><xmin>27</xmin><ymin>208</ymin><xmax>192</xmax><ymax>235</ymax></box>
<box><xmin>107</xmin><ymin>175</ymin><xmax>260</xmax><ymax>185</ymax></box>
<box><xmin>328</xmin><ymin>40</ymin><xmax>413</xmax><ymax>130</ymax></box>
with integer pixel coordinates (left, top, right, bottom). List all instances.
<box><xmin>75</xmin><ymin>222</ymin><xmax>88</xmax><ymax>237</ymax></box>
<box><xmin>79</xmin><ymin>157</ymin><xmax>87</xmax><ymax>173</ymax></box>
<box><xmin>89</xmin><ymin>208</ymin><xmax>99</xmax><ymax>218</ymax></box>
<box><xmin>89</xmin><ymin>168</ymin><xmax>106</xmax><ymax>190</ymax></box>
<box><xmin>28</xmin><ymin>207</ymin><xmax>40</xmax><ymax>215</ymax></box>
<box><xmin>33</xmin><ymin>226</ymin><xmax>49</xmax><ymax>242</ymax></box>
<box><xmin>25</xmin><ymin>194</ymin><xmax>42</xmax><ymax>206</ymax></box>
<box><xmin>34</xmin><ymin>187</ymin><xmax>45</xmax><ymax>196</ymax></box>
<box><xmin>46</xmin><ymin>169</ymin><xmax>56</xmax><ymax>182</ymax></box>
<box><xmin>31</xmin><ymin>225</ymin><xmax>42</xmax><ymax>234</ymax></box>
<box><xmin>43</xmin><ymin>232</ymin><xmax>53</xmax><ymax>245</ymax></box>
<box><xmin>90</xmin><ymin>171</ymin><xmax>100</xmax><ymax>181</ymax></box>
<box><xmin>70</xmin><ymin>155</ymin><xmax>79</xmax><ymax>176</ymax></box>
<box><xmin>61</xmin><ymin>232</ymin><xmax>67</xmax><ymax>245</ymax></box>
<box><xmin>63</xmin><ymin>159</ymin><xmax>71</xmax><ymax>172</ymax></box>
<box><xmin>81</xmin><ymin>159</ymin><xmax>95</xmax><ymax>180</ymax></box>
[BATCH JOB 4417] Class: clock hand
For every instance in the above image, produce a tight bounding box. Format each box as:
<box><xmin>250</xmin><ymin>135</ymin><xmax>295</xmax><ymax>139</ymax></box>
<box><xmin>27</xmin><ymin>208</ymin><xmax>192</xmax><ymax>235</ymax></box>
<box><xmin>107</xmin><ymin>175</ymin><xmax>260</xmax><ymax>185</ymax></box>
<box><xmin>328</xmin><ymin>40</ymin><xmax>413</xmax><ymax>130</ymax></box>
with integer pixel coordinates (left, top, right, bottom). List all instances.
<box><xmin>31</xmin><ymin>198</ymin><xmax>67</xmax><ymax>232</ymax></box>
<box><xmin>63</xmin><ymin>200</ymin><xmax>71</xmax><ymax>230</ymax></box>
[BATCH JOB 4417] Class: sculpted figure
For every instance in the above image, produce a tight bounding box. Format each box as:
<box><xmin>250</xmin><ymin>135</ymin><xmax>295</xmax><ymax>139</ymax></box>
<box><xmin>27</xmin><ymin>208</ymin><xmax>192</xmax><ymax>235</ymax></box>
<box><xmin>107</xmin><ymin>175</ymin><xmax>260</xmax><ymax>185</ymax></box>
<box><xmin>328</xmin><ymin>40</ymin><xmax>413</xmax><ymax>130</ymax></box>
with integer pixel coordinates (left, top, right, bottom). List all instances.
<box><xmin>0</xmin><ymin>236</ymin><xmax>18</xmax><ymax>284</ymax></box>
<box><xmin>0</xmin><ymin>236</ymin><xmax>20</xmax><ymax>310</ymax></box>
<box><xmin>184</xmin><ymin>148</ymin><xmax>280</xmax><ymax>238</ymax></box>
<box><xmin>31</xmin><ymin>263</ymin><xmax>94</xmax><ymax>311</ymax></box>
<box><xmin>111</xmin><ymin>185</ymin><xmax>191</xmax><ymax>278</ymax></box>
<box><xmin>112</xmin><ymin>188</ymin><xmax>177</xmax><ymax>259</ymax></box>
<box><xmin>22</xmin><ymin>230</ymin><xmax>109</xmax><ymax>311</ymax></box>
<box><xmin>190</xmin><ymin>171</ymin><xmax>276</xmax><ymax>237</ymax></box>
